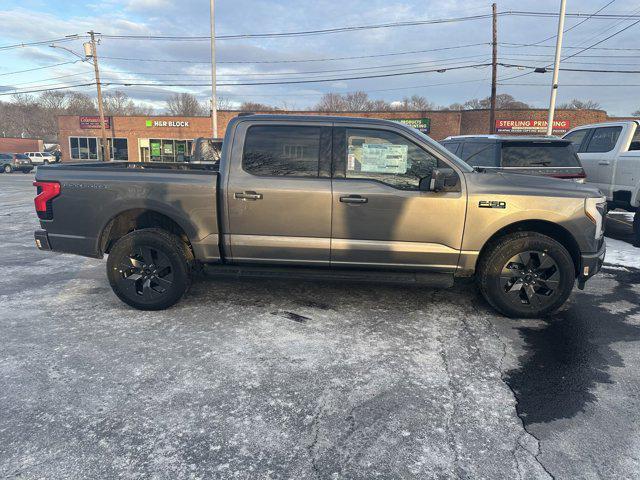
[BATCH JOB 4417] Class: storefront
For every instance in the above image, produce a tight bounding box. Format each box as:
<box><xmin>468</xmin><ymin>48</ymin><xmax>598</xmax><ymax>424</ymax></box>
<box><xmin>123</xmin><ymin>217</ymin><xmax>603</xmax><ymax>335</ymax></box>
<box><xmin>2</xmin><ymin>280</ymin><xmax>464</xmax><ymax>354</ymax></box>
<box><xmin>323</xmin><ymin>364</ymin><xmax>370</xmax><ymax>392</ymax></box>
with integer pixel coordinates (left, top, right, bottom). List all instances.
<box><xmin>57</xmin><ymin>115</ymin><xmax>216</xmax><ymax>162</ymax></box>
<box><xmin>57</xmin><ymin>109</ymin><xmax>610</xmax><ymax>162</ymax></box>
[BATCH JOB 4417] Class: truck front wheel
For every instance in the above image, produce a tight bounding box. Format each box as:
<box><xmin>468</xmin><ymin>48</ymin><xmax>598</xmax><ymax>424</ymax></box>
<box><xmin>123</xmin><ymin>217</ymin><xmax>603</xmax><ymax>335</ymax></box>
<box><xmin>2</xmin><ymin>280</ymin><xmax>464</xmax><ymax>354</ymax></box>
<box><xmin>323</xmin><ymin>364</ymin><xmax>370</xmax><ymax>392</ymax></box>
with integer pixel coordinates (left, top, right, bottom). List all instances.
<box><xmin>477</xmin><ymin>232</ymin><xmax>575</xmax><ymax>318</ymax></box>
<box><xmin>106</xmin><ymin>228</ymin><xmax>193</xmax><ymax>310</ymax></box>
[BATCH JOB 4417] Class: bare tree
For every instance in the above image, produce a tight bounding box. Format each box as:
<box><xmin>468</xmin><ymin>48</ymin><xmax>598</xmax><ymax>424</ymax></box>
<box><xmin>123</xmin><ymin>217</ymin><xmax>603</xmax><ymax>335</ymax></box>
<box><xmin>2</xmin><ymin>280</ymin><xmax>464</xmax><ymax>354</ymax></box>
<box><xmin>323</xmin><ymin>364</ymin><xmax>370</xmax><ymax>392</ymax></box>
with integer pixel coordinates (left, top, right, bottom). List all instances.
<box><xmin>315</xmin><ymin>93</ymin><xmax>347</xmax><ymax>111</ymax></box>
<box><xmin>166</xmin><ymin>93</ymin><xmax>206</xmax><ymax>116</ymax></box>
<box><xmin>239</xmin><ymin>101</ymin><xmax>277</xmax><ymax>111</ymax></box>
<box><xmin>342</xmin><ymin>92</ymin><xmax>372</xmax><ymax>111</ymax></box>
<box><xmin>558</xmin><ymin>99</ymin><xmax>601</xmax><ymax>110</ymax></box>
<box><xmin>66</xmin><ymin>92</ymin><xmax>97</xmax><ymax>115</ymax></box>
<box><xmin>395</xmin><ymin>95</ymin><xmax>436</xmax><ymax>111</ymax></box>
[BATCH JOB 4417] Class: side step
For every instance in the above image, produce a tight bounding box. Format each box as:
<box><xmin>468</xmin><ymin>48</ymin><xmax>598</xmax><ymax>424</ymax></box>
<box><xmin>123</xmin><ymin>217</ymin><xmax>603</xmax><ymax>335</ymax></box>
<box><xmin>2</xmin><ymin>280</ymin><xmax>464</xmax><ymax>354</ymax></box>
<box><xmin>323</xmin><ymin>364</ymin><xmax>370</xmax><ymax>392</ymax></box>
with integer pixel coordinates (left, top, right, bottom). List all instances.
<box><xmin>201</xmin><ymin>264</ymin><xmax>454</xmax><ymax>288</ymax></box>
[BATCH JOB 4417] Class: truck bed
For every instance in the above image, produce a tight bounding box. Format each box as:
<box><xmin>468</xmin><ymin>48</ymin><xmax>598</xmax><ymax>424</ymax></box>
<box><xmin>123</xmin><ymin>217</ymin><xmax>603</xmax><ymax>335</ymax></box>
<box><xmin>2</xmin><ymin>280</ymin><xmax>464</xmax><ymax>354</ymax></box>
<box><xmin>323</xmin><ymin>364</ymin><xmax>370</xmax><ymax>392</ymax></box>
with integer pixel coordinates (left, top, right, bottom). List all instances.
<box><xmin>34</xmin><ymin>162</ymin><xmax>220</xmax><ymax>260</ymax></box>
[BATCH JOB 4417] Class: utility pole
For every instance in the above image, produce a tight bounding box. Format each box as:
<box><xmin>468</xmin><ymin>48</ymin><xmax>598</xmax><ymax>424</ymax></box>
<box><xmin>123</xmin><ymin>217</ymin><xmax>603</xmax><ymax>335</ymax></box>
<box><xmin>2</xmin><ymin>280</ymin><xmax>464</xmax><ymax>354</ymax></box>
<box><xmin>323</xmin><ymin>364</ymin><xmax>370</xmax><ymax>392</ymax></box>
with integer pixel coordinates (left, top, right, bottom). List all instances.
<box><xmin>489</xmin><ymin>3</ymin><xmax>498</xmax><ymax>133</ymax></box>
<box><xmin>87</xmin><ymin>31</ymin><xmax>110</xmax><ymax>161</ymax></box>
<box><xmin>209</xmin><ymin>0</ymin><xmax>218</xmax><ymax>138</ymax></box>
<box><xmin>546</xmin><ymin>0</ymin><xmax>567</xmax><ymax>136</ymax></box>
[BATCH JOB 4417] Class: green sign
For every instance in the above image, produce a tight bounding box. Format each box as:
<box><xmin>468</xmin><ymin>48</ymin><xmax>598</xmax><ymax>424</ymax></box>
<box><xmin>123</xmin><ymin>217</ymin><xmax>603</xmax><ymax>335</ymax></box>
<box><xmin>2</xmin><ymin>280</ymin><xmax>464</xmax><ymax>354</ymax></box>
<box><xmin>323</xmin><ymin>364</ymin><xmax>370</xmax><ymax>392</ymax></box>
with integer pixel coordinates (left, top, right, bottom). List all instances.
<box><xmin>392</xmin><ymin>118</ymin><xmax>431</xmax><ymax>134</ymax></box>
<box><xmin>145</xmin><ymin>120</ymin><xmax>153</xmax><ymax>127</ymax></box>
<box><xmin>150</xmin><ymin>141</ymin><xmax>161</xmax><ymax>156</ymax></box>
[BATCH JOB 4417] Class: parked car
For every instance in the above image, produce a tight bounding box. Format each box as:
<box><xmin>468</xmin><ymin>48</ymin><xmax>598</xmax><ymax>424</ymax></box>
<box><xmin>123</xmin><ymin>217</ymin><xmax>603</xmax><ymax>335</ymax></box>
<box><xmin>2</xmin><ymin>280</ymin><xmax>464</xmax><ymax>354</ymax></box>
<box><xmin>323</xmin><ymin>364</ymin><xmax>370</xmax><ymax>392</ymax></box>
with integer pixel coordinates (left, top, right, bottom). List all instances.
<box><xmin>440</xmin><ymin>135</ymin><xmax>586</xmax><ymax>181</ymax></box>
<box><xmin>33</xmin><ymin>115</ymin><xmax>605</xmax><ymax>318</ymax></box>
<box><xmin>0</xmin><ymin>153</ymin><xmax>33</xmax><ymax>173</ymax></box>
<box><xmin>562</xmin><ymin>121</ymin><xmax>640</xmax><ymax>243</ymax></box>
<box><xmin>25</xmin><ymin>151</ymin><xmax>56</xmax><ymax>165</ymax></box>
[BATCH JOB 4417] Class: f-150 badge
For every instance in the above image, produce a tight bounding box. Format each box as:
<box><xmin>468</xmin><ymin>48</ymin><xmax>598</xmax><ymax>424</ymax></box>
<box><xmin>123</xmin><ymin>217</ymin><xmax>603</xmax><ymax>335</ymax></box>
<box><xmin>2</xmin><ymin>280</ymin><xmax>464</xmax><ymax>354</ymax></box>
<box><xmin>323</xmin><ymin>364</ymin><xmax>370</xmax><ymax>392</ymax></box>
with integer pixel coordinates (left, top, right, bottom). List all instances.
<box><xmin>479</xmin><ymin>200</ymin><xmax>506</xmax><ymax>209</ymax></box>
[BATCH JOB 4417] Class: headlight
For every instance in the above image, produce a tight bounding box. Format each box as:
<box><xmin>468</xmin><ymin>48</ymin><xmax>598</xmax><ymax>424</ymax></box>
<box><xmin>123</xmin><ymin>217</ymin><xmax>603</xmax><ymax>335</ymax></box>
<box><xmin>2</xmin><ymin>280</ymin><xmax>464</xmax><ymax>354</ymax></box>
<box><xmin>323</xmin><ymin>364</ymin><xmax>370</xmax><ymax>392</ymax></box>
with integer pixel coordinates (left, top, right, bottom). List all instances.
<box><xmin>585</xmin><ymin>196</ymin><xmax>606</xmax><ymax>238</ymax></box>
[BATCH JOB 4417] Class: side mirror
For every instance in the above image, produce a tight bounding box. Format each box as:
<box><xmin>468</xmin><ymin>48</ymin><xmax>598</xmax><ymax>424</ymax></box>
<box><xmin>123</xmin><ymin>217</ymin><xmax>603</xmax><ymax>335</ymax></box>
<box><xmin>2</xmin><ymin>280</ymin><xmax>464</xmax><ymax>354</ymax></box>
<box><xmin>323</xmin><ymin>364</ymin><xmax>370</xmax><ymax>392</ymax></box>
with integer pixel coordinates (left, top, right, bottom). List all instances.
<box><xmin>419</xmin><ymin>168</ymin><xmax>446</xmax><ymax>192</ymax></box>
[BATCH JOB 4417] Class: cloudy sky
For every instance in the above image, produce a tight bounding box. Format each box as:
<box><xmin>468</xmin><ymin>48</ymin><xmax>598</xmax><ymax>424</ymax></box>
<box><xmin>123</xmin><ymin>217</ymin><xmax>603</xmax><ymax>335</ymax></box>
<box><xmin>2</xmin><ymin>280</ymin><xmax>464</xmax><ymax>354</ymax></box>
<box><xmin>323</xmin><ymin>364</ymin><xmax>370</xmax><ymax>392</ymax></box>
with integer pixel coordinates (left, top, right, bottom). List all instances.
<box><xmin>0</xmin><ymin>0</ymin><xmax>639</xmax><ymax>114</ymax></box>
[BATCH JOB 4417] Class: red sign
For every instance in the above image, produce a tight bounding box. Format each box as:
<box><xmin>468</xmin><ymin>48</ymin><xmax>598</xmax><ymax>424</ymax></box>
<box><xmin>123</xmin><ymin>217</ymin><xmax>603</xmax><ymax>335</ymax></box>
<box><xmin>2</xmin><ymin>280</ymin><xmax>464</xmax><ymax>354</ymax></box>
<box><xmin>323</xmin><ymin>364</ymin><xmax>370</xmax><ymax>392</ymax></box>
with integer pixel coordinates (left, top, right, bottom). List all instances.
<box><xmin>495</xmin><ymin>119</ymin><xmax>570</xmax><ymax>134</ymax></box>
<box><xmin>79</xmin><ymin>116</ymin><xmax>111</xmax><ymax>129</ymax></box>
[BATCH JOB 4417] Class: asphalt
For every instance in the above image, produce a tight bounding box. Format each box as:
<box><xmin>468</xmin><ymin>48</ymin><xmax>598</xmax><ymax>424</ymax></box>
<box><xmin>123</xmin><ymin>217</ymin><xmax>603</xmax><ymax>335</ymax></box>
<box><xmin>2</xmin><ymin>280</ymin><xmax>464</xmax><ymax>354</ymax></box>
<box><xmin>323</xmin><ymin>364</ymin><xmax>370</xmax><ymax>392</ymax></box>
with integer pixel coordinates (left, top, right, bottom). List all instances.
<box><xmin>1</xmin><ymin>173</ymin><xmax>639</xmax><ymax>479</ymax></box>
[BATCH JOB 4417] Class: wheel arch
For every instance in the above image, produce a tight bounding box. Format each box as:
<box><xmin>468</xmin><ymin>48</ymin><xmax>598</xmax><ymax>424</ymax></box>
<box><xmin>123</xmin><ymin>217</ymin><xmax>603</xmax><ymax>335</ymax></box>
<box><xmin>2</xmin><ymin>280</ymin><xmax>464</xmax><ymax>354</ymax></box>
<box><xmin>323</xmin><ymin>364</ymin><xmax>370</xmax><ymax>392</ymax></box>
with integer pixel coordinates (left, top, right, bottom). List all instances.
<box><xmin>477</xmin><ymin>220</ymin><xmax>581</xmax><ymax>276</ymax></box>
<box><xmin>99</xmin><ymin>208</ymin><xmax>193</xmax><ymax>255</ymax></box>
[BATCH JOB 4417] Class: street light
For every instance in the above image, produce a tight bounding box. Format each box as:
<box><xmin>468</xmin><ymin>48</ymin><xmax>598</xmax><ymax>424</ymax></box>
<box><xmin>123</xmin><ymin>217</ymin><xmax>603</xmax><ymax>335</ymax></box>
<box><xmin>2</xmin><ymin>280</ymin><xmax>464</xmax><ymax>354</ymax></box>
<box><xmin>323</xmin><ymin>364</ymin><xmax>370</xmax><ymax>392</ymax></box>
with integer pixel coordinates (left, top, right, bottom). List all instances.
<box><xmin>545</xmin><ymin>0</ymin><xmax>567</xmax><ymax>136</ymax></box>
<box><xmin>210</xmin><ymin>0</ymin><xmax>218</xmax><ymax>139</ymax></box>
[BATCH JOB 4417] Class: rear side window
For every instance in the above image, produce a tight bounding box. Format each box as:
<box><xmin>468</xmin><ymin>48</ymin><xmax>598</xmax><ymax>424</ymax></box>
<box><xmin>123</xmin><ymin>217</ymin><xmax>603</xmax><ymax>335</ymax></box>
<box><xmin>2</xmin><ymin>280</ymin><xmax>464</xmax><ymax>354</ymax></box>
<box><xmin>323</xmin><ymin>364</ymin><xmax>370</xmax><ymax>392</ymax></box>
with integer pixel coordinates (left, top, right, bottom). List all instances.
<box><xmin>243</xmin><ymin>125</ymin><xmax>320</xmax><ymax>177</ymax></box>
<box><xmin>585</xmin><ymin>127</ymin><xmax>622</xmax><ymax>153</ymax></box>
<box><xmin>502</xmin><ymin>142</ymin><xmax>581</xmax><ymax>167</ymax></box>
<box><xmin>628</xmin><ymin>126</ymin><xmax>640</xmax><ymax>151</ymax></box>
<box><xmin>0</xmin><ymin>154</ymin><xmax>11</xmax><ymax>160</ymax></box>
<box><xmin>441</xmin><ymin>141</ymin><xmax>461</xmax><ymax>155</ymax></box>
<box><xmin>15</xmin><ymin>154</ymin><xmax>28</xmax><ymax>159</ymax></box>
<box><xmin>459</xmin><ymin>142</ymin><xmax>499</xmax><ymax>167</ymax></box>
<box><xmin>563</xmin><ymin>129</ymin><xmax>590</xmax><ymax>150</ymax></box>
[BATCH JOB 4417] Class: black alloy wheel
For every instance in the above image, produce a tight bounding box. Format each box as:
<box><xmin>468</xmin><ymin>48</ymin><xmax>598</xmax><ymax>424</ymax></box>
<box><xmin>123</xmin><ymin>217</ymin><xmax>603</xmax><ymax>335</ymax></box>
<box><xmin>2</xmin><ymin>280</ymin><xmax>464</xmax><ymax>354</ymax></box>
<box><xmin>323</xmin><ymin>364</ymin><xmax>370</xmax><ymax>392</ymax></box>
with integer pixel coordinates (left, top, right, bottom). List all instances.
<box><xmin>107</xmin><ymin>228</ymin><xmax>193</xmax><ymax>310</ymax></box>
<box><xmin>499</xmin><ymin>250</ymin><xmax>560</xmax><ymax>309</ymax></box>
<box><xmin>477</xmin><ymin>231</ymin><xmax>575</xmax><ymax>318</ymax></box>
<box><xmin>114</xmin><ymin>246</ymin><xmax>175</xmax><ymax>302</ymax></box>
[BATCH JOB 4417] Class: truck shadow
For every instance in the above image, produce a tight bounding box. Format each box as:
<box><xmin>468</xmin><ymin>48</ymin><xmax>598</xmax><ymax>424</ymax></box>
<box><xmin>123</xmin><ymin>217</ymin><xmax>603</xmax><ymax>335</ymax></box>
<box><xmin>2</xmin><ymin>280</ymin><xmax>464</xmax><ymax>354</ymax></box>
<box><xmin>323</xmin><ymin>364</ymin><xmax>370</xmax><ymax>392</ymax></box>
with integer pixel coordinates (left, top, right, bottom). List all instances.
<box><xmin>503</xmin><ymin>266</ymin><xmax>640</xmax><ymax>426</ymax></box>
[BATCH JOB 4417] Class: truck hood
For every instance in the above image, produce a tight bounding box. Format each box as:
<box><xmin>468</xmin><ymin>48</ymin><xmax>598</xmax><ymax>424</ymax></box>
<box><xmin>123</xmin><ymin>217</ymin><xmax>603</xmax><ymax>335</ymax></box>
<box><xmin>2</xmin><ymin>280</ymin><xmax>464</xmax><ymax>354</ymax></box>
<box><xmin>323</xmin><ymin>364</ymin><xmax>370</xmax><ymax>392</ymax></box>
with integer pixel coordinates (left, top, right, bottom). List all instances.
<box><xmin>465</xmin><ymin>170</ymin><xmax>603</xmax><ymax>199</ymax></box>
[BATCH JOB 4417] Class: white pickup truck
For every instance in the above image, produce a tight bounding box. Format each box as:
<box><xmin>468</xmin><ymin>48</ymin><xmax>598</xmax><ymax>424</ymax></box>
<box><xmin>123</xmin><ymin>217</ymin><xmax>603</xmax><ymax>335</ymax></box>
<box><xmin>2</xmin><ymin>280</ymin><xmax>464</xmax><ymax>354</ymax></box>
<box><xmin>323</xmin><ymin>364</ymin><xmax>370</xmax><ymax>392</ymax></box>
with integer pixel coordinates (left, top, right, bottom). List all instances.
<box><xmin>562</xmin><ymin>120</ymin><xmax>640</xmax><ymax>242</ymax></box>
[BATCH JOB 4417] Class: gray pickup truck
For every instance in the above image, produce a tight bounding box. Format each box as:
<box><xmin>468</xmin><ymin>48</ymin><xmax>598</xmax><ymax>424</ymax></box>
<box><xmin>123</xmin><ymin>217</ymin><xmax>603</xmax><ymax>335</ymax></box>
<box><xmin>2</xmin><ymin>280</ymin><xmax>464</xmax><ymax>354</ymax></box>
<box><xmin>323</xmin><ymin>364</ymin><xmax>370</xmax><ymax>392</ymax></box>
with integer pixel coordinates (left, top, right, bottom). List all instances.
<box><xmin>34</xmin><ymin>115</ymin><xmax>606</xmax><ymax>317</ymax></box>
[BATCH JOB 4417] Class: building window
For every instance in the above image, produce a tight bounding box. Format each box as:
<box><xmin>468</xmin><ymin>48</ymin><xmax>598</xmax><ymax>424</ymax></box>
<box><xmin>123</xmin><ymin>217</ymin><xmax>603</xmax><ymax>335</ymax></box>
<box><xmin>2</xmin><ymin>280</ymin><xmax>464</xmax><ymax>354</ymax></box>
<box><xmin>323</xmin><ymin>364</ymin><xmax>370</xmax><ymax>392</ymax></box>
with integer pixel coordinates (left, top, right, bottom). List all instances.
<box><xmin>144</xmin><ymin>139</ymin><xmax>193</xmax><ymax>162</ymax></box>
<box><xmin>69</xmin><ymin>137</ymin><xmax>128</xmax><ymax>161</ymax></box>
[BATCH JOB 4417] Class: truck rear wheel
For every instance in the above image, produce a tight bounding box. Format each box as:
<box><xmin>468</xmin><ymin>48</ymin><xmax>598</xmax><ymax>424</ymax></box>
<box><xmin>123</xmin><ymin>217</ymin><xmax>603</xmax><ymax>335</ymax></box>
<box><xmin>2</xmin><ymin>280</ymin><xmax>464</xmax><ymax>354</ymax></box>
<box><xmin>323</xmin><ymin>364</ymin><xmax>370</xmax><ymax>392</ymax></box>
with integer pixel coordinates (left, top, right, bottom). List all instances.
<box><xmin>106</xmin><ymin>228</ymin><xmax>193</xmax><ymax>310</ymax></box>
<box><xmin>477</xmin><ymin>232</ymin><xmax>575</xmax><ymax>318</ymax></box>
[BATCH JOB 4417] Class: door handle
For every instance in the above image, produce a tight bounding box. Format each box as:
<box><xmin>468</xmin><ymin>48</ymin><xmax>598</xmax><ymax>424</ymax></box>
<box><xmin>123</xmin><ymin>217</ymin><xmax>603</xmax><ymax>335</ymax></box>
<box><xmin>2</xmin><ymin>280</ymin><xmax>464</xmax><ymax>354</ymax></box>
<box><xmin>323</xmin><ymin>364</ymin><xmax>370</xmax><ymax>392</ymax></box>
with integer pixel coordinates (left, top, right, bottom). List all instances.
<box><xmin>598</xmin><ymin>161</ymin><xmax>610</xmax><ymax>165</ymax></box>
<box><xmin>340</xmin><ymin>195</ymin><xmax>368</xmax><ymax>204</ymax></box>
<box><xmin>234</xmin><ymin>191</ymin><xmax>263</xmax><ymax>200</ymax></box>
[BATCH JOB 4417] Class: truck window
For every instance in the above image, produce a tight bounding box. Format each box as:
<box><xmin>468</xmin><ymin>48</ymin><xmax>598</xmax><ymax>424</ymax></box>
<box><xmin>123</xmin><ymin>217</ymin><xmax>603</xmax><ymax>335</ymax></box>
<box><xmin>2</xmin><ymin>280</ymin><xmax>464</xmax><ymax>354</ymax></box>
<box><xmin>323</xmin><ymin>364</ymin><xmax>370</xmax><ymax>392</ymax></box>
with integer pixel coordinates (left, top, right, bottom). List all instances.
<box><xmin>563</xmin><ymin>129</ymin><xmax>590</xmax><ymax>150</ymax></box>
<box><xmin>460</xmin><ymin>142</ymin><xmax>499</xmax><ymax>167</ymax></box>
<box><xmin>502</xmin><ymin>142</ymin><xmax>581</xmax><ymax>167</ymax></box>
<box><xmin>441</xmin><ymin>141</ymin><xmax>460</xmax><ymax>155</ymax></box>
<box><xmin>585</xmin><ymin>126</ymin><xmax>622</xmax><ymax>153</ymax></box>
<box><xmin>629</xmin><ymin>126</ymin><xmax>640</xmax><ymax>151</ymax></box>
<box><xmin>343</xmin><ymin>128</ymin><xmax>442</xmax><ymax>190</ymax></box>
<box><xmin>242</xmin><ymin>125</ymin><xmax>320</xmax><ymax>177</ymax></box>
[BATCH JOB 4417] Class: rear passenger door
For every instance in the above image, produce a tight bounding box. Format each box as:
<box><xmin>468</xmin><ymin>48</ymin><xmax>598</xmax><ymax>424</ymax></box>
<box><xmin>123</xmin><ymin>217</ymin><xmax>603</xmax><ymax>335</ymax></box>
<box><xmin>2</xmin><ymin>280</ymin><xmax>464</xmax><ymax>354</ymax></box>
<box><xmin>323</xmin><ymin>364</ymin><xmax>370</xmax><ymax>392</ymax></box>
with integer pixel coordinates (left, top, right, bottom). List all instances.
<box><xmin>579</xmin><ymin>126</ymin><xmax>622</xmax><ymax>193</ymax></box>
<box><xmin>224</xmin><ymin>122</ymin><xmax>333</xmax><ymax>265</ymax></box>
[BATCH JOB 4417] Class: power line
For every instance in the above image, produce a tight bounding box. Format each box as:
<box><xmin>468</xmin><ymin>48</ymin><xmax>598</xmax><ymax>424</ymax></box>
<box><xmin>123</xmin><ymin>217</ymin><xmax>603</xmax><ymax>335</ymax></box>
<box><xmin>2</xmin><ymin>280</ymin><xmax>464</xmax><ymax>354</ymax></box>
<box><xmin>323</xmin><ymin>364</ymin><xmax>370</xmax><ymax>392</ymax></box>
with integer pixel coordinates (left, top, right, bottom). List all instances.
<box><xmin>100</xmin><ymin>42</ymin><xmax>490</xmax><ymax>65</ymax></box>
<box><xmin>99</xmin><ymin>63</ymin><xmax>491</xmax><ymax>87</ymax></box>
<box><xmin>98</xmin><ymin>14</ymin><xmax>497</xmax><ymax>41</ymax></box>
<box><xmin>99</xmin><ymin>55</ymin><xmax>490</xmax><ymax>80</ymax></box>
<box><xmin>510</xmin><ymin>0</ymin><xmax>616</xmax><ymax>47</ymax></box>
<box><xmin>0</xmin><ymin>35</ymin><xmax>84</xmax><ymax>51</ymax></box>
<box><xmin>499</xmin><ymin>6</ymin><xmax>640</xmax><ymax>82</ymax></box>
<box><xmin>0</xmin><ymin>61</ymin><xmax>80</xmax><ymax>77</ymax></box>
<box><xmin>0</xmin><ymin>83</ymin><xmax>95</xmax><ymax>96</ymax></box>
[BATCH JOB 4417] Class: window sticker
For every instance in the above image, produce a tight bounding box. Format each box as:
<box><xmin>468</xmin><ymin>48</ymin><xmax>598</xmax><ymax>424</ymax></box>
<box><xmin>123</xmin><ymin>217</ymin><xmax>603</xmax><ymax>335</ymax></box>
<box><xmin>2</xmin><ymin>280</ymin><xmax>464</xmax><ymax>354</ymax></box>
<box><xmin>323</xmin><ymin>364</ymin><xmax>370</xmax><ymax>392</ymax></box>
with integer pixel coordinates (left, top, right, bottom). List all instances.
<box><xmin>359</xmin><ymin>143</ymin><xmax>408</xmax><ymax>174</ymax></box>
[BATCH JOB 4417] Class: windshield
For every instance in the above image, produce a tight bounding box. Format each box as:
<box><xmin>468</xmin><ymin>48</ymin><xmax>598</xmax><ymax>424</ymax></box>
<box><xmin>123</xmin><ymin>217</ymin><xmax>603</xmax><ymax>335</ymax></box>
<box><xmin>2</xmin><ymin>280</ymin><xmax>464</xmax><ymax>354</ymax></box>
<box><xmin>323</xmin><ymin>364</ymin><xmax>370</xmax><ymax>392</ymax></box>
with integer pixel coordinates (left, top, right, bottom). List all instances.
<box><xmin>501</xmin><ymin>142</ymin><xmax>581</xmax><ymax>168</ymax></box>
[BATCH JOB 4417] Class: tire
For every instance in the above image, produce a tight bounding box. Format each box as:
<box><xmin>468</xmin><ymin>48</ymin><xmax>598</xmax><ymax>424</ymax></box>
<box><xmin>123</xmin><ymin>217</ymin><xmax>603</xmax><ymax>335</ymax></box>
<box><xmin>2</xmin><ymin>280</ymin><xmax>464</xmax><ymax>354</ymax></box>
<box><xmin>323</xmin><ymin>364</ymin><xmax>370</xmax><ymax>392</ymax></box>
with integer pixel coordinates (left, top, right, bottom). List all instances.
<box><xmin>633</xmin><ymin>211</ymin><xmax>640</xmax><ymax>247</ymax></box>
<box><xmin>43</xmin><ymin>160</ymin><xmax>49</xmax><ymax>165</ymax></box>
<box><xmin>106</xmin><ymin>228</ymin><xmax>194</xmax><ymax>310</ymax></box>
<box><xmin>477</xmin><ymin>232</ymin><xmax>575</xmax><ymax>318</ymax></box>
<box><xmin>3</xmin><ymin>164</ymin><xmax>12</xmax><ymax>174</ymax></box>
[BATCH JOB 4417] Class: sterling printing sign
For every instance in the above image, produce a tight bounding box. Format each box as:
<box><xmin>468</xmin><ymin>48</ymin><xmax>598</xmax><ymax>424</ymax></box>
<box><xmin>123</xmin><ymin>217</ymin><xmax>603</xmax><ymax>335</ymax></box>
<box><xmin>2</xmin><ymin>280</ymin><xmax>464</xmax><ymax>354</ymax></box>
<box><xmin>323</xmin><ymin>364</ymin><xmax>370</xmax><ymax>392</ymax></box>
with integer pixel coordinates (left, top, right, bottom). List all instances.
<box><xmin>495</xmin><ymin>119</ymin><xmax>570</xmax><ymax>133</ymax></box>
<box><xmin>145</xmin><ymin>120</ymin><xmax>190</xmax><ymax>127</ymax></box>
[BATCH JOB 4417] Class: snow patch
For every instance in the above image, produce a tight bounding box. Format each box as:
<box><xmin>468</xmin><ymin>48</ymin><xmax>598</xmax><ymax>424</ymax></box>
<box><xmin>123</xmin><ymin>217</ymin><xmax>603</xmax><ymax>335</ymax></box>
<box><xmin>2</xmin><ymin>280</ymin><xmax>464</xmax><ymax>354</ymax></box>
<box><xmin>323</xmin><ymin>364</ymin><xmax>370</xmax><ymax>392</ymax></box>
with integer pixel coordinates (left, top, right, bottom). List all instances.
<box><xmin>605</xmin><ymin>237</ymin><xmax>640</xmax><ymax>269</ymax></box>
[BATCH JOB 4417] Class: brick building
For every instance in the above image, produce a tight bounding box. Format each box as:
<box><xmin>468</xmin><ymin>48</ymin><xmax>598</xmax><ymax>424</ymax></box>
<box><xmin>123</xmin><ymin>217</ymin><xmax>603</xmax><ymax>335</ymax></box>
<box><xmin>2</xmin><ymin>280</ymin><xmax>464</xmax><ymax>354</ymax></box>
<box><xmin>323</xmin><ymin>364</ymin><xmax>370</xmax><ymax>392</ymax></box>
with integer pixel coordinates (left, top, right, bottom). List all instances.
<box><xmin>57</xmin><ymin>108</ymin><xmax>611</xmax><ymax>162</ymax></box>
<box><xmin>0</xmin><ymin>137</ymin><xmax>44</xmax><ymax>154</ymax></box>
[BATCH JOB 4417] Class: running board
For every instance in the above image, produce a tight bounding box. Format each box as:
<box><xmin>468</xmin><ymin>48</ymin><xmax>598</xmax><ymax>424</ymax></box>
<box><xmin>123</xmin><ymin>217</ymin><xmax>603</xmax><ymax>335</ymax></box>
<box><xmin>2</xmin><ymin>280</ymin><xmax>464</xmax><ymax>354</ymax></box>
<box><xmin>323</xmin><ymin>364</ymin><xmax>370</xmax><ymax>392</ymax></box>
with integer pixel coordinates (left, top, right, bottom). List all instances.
<box><xmin>201</xmin><ymin>264</ymin><xmax>454</xmax><ymax>288</ymax></box>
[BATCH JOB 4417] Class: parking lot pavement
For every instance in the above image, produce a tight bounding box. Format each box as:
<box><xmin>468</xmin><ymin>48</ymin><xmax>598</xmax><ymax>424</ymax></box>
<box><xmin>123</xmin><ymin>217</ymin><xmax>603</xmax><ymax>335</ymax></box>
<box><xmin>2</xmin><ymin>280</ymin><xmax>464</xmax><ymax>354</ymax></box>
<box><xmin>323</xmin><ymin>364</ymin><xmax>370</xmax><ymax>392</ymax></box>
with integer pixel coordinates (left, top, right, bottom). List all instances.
<box><xmin>1</xmin><ymin>173</ymin><xmax>639</xmax><ymax>479</ymax></box>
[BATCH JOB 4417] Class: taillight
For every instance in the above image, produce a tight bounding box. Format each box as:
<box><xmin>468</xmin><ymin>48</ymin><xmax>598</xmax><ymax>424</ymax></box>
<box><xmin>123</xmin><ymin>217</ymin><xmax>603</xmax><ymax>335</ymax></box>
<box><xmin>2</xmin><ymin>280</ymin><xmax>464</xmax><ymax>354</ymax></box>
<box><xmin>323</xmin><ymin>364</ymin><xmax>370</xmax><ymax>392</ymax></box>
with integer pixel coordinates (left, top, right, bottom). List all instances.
<box><xmin>33</xmin><ymin>181</ymin><xmax>60</xmax><ymax>219</ymax></box>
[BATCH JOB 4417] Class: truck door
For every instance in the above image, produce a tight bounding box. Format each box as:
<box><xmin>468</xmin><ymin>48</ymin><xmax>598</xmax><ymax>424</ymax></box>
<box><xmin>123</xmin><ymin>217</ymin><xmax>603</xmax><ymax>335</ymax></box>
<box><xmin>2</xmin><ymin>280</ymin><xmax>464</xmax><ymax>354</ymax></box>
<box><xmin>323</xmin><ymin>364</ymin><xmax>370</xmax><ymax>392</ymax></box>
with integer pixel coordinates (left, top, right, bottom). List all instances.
<box><xmin>579</xmin><ymin>126</ymin><xmax>623</xmax><ymax>195</ymax></box>
<box><xmin>330</xmin><ymin>126</ymin><xmax>466</xmax><ymax>271</ymax></box>
<box><xmin>224</xmin><ymin>122</ymin><xmax>332</xmax><ymax>265</ymax></box>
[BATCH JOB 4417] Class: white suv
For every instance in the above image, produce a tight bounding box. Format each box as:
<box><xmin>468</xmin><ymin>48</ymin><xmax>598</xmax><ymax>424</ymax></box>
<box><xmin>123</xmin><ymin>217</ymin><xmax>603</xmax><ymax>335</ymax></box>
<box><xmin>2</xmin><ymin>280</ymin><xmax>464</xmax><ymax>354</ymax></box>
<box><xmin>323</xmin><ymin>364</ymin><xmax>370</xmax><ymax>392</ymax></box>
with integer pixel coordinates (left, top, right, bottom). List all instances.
<box><xmin>25</xmin><ymin>151</ymin><xmax>56</xmax><ymax>164</ymax></box>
